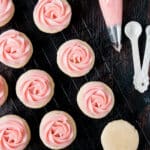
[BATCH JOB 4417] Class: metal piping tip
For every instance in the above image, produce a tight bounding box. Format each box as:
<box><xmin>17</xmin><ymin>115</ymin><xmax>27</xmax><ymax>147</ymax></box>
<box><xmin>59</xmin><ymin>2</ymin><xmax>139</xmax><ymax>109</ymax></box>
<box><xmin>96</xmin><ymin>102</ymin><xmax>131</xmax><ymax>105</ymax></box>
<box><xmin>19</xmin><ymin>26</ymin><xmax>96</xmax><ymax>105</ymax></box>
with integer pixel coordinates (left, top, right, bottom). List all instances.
<box><xmin>107</xmin><ymin>25</ymin><xmax>122</xmax><ymax>52</ymax></box>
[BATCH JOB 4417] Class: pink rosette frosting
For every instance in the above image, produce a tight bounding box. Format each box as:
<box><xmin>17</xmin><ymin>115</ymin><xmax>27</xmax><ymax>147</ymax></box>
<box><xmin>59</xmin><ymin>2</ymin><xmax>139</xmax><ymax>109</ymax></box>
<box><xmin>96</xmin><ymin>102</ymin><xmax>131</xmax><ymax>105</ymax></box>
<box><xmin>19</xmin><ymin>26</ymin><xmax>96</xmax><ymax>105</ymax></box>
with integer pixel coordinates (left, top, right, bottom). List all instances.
<box><xmin>0</xmin><ymin>75</ymin><xmax>8</xmax><ymax>106</ymax></box>
<box><xmin>40</xmin><ymin>111</ymin><xmax>76</xmax><ymax>149</ymax></box>
<box><xmin>0</xmin><ymin>0</ymin><xmax>15</xmax><ymax>27</ymax></box>
<box><xmin>0</xmin><ymin>115</ymin><xmax>31</xmax><ymax>150</ymax></box>
<box><xmin>33</xmin><ymin>0</ymin><xmax>72</xmax><ymax>33</ymax></box>
<box><xmin>77</xmin><ymin>82</ymin><xmax>114</xmax><ymax>119</ymax></box>
<box><xmin>0</xmin><ymin>30</ymin><xmax>33</xmax><ymax>68</ymax></box>
<box><xmin>57</xmin><ymin>39</ymin><xmax>95</xmax><ymax>77</ymax></box>
<box><xmin>16</xmin><ymin>70</ymin><xmax>55</xmax><ymax>108</ymax></box>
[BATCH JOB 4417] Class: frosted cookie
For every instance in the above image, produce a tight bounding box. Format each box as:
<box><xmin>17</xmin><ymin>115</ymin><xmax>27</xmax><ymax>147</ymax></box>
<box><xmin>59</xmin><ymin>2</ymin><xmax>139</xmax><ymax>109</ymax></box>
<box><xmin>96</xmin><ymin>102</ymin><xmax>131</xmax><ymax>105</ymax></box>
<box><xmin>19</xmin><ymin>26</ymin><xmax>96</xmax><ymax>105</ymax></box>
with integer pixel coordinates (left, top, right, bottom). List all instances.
<box><xmin>16</xmin><ymin>69</ymin><xmax>55</xmax><ymax>109</ymax></box>
<box><xmin>40</xmin><ymin>110</ymin><xmax>77</xmax><ymax>149</ymax></box>
<box><xmin>0</xmin><ymin>114</ymin><xmax>31</xmax><ymax>150</ymax></box>
<box><xmin>101</xmin><ymin>120</ymin><xmax>139</xmax><ymax>150</ymax></box>
<box><xmin>57</xmin><ymin>39</ymin><xmax>95</xmax><ymax>77</ymax></box>
<box><xmin>0</xmin><ymin>75</ymin><xmax>8</xmax><ymax>106</ymax></box>
<box><xmin>33</xmin><ymin>0</ymin><xmax>72</xmax><ymax>33</ymax></box>
<box><xmin>77</xmin><ymin>81</ymin><xmax>114</xmax><ymax>119</ymax></box>
<box><xmin>0</xmin><ymin>0</ymin><xmax>15</xmax><ymax>27</ymax></box>
<box><xmin>0</xmin><ymin>30</ymin><xmax>33</xmax><ymax>68</ymax></box>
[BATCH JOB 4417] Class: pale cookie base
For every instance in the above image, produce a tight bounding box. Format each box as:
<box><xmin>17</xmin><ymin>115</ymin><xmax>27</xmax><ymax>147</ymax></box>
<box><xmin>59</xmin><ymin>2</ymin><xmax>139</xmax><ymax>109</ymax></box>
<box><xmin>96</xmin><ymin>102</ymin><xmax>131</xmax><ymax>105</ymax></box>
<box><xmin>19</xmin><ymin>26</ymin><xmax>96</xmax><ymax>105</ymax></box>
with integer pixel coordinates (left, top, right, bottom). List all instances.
<box><xmin>101</xmin><ymin>120</ymin><xmax>139</xmax><ymax>150</ymax></box>
<box><xmin>0</xmin><ymin>75</ymin><xmax>8</xmax><ymax>106</ymax></box>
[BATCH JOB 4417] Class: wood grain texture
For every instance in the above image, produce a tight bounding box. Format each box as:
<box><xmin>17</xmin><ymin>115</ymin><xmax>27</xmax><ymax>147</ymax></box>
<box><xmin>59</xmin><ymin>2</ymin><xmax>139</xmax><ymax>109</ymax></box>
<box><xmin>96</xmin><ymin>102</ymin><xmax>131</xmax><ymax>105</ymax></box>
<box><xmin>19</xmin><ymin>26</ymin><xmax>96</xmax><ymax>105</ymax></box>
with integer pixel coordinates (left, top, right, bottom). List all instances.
<box><xmin>0</xmin><ymin>0</ymin><xmax>149</xmax><ymax>149</ymax></box>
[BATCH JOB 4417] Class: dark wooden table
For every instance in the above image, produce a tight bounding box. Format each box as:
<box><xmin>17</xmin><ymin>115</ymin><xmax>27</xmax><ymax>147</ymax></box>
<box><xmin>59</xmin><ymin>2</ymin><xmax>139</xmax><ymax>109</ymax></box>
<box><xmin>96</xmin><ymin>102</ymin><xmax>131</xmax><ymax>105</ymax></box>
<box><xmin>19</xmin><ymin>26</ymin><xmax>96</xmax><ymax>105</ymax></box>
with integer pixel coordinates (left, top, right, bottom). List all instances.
<box><xmin>0</xmin><ymin>0</ymin><xmax>150</xmax><ymax>149</ymax></box>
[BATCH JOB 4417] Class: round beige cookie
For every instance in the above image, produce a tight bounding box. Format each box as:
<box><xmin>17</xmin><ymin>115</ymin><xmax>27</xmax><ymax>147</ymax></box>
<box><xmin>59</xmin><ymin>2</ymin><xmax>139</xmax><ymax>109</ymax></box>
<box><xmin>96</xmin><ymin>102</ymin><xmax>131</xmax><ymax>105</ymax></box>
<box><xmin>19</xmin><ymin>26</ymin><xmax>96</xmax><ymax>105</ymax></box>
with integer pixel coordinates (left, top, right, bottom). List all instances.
<box><xmin>0</xmin><ymin>75</ymin><xmax>8</xmax><ymax>106</ymax></box>
<box><xmin>101</xmin><ymin>120</ymin><xmax>139</xmax><ymax>150</ymax></box>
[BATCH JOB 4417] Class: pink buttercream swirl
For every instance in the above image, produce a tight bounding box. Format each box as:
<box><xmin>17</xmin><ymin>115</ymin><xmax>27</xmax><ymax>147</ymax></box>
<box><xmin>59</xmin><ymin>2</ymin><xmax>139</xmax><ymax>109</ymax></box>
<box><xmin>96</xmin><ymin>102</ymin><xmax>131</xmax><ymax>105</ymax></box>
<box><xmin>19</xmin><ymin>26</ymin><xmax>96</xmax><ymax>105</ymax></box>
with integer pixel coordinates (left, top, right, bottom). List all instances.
<box><xmin>82</xmin><ymin>82</ymin><xmax>114</xmax><ymax>118</ymax></box>
<box><xmin>0</xmin><ymin>115</ymin><xmax>30</xmax><ymax>150</ymax></box>
<box><xmin>41</xmin><ymin>114</ymin><xmax>73</xmax><ymax>148</ymax></box>
<box><xmin>0</xmin><ymin>30</ymin><xmax>33</xmax><ymax>68</ymax></box>
<box><xmin>0</xmin><ymin>0</ymin><xmax>14</xmax><ymax>25</ymax></box>
<box><xmin>17</xmin><ymin>70</ymin><xmax>54</xmax><ymax>108</ymax></box>
<box><xmin>57</xmin><ymin>40</ymin><xmax>95</xmax><ymax>77</ymax></box>
<box><xmin>34</xmin><ymin>0</ymin><xmax>72</xmax><ymax>33</ymax></box>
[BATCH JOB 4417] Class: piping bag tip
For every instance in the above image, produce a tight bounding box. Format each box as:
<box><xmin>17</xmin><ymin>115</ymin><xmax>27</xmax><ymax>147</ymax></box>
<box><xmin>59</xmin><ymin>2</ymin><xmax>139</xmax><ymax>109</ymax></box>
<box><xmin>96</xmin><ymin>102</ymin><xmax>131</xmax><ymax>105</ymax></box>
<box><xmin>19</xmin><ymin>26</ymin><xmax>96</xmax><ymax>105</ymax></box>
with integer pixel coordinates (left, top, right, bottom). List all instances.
<box><xmin>113</xmin><ymin>43</ymin><xmax>122</xmax><ymax>52</ymax></box>
<box><xmin>107</xmin><ymin>25</ymin><xmax>122</xmax><ymax>52</ymax></box>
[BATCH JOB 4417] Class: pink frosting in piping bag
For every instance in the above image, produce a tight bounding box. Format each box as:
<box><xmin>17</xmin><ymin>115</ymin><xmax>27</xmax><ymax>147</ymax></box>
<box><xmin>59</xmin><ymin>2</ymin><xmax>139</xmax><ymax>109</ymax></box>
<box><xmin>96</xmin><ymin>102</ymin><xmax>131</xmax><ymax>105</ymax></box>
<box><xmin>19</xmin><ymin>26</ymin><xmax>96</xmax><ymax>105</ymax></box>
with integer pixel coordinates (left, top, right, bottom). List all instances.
<box><xmin>99</xmin><ymin>0</ymin><xmax>123</xmax><ymax>52</ymax></box>
<box><xmin>99</xmin><ymin>0</ymin><xmax>122</xmax><ymax>26</ymax></box>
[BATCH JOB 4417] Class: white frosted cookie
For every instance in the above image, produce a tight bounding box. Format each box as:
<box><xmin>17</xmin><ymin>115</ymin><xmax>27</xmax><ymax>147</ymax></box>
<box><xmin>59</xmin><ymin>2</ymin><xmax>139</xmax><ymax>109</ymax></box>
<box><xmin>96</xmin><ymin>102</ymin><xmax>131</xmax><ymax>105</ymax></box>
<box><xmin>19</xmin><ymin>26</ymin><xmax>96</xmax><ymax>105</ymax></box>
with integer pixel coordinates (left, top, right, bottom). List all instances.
<box><xmin>101</xmin><ymin>120</ymin><xmax>139</xmax><ymax>150</ymax></box>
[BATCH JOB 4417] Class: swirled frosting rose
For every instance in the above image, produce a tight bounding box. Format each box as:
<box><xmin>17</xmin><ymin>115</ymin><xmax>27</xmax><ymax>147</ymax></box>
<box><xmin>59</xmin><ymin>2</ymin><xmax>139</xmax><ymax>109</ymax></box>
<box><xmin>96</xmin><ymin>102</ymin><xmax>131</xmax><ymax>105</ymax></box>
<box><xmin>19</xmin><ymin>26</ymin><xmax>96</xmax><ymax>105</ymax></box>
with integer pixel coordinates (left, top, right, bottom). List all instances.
<box><xmin>33</xmin><ymin>0</ymin><xmax>72</xmax><ymax>33</ymax></box>
<box><xmin>40</xmin><ymin>111</ymin><xmax>77</xmax><ymax>149</ymax></box>
<box><xmin>57</xmin><ymin>39</ymin><xmax>95</xmax><ymax>77</ymax></box>
<box><xmin>0</xmin><ymin>115</ymin><xmax>31</xmax><ymax>150</ymax></box>
<box><xmin>0</xmin><ymin>75</ymin><xmax>8</xmax><ymax>106</ymax></box>
<box><xmin>16</xmin><ymin>70</ymin><xmax>55</xmax><ymax>108</ymax></box>
<box><xmin>0</xmin><ymin>30</ymin><xmax>33</xmax><ymax>68</ymax></box>
<box><xmin>0</xmin><ymin>0</ymin><xmax>15</xmax><ymax>27</ymax></box>
<box><xmin>77</xmin><ymin>81</ymin><xmax>115</xmax><ymax>119</ymax></box>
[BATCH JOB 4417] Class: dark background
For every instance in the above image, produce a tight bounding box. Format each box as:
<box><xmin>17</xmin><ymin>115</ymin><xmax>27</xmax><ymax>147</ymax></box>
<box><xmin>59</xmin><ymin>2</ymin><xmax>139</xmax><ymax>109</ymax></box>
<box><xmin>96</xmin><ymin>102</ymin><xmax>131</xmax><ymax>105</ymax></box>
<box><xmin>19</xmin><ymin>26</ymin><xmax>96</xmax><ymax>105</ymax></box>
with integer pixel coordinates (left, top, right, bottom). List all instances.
<box><xmin>0</xmin><ymin>0</ymin><xmax>150</xmax><ymax>149</ymax></box>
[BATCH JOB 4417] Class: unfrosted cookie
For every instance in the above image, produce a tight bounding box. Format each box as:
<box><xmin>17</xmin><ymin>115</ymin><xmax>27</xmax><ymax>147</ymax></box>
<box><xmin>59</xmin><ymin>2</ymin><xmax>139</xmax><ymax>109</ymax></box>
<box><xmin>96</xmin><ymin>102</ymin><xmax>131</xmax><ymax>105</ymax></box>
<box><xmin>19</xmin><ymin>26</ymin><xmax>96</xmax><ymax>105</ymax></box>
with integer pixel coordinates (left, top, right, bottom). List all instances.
<box><xmin>0</xmin><ymin>114</ymin><xmax>31</xmax><ymax>150</ymax></box>
<box><xmin>101</xmin><ymin>120</ymin><xmax>139</xmax><ymax>150</ymax></box>
<box><xmin>0</xmin><ymin>0</ymin><xmax>15</xmax><ymax>27</ymax></box>
<box><xmin>77</xmin><ymin>81</ymin><xmax>114</xmax><ymax>119</ymax></box>
<box><xmin>40</xmin><ymin>110</ymin><xmax>77</xmax><ymax>149</ymax></box>
<box><xmin>0</xmin><ymin>75</ymin><xmax>8</xmax><ymax>106</ymax></box>
<box><xmin>0</xmin><ymin>30</ymin><xmax>33</xmax><ymax>68</ymax></box>
<box><xmin>16</xmin><ymin>69</ymin><xmax>55</xmax><ymax>109</ymax></box>
<box><xmin>33</xmin><ymin>0</ymin><xmax>72</xmax><ymax>33</ymax></box>
<box><xmin>57</xmin><ymin>39</ymin><xmax>95</xmax><ymax>77</ymax></box>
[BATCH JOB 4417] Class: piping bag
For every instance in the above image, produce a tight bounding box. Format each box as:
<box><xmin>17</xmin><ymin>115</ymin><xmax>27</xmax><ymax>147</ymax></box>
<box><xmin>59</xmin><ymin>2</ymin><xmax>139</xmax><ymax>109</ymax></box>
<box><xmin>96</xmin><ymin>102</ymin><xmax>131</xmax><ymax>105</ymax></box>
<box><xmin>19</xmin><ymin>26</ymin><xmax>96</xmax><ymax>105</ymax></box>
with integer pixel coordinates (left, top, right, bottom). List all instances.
<box><xmin>99</xmin><ymin>0</ymin><xmax>123</xmax><ymax>52</ymax></box>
